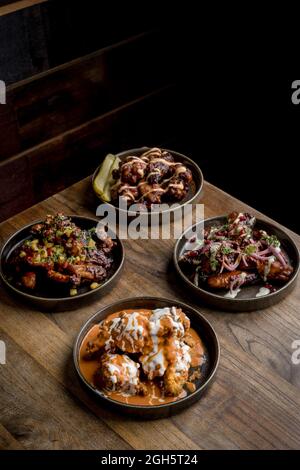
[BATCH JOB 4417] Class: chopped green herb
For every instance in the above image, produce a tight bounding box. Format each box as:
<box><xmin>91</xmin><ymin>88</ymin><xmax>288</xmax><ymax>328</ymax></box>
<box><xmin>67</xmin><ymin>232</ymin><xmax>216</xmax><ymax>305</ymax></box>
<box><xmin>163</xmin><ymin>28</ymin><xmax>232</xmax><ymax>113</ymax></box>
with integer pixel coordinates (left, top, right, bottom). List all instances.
<box><xmin>244</xmin><ymin>245</ymin><xmax>257</xmax><ymax>255</ymax></box>
<box><xmin>262</xmin><ymin>234</ymin><xmax>280</xmax><ymax>248</ymax></box>
<box><xmin>210</xmin><ymin>258</ymin><xmax>219</xmax><ymax>272</ymax></box>
<box><xmin>221</xmin><ymin>246</ymin><xmax>233</xmax><ymax>255</ymax></box>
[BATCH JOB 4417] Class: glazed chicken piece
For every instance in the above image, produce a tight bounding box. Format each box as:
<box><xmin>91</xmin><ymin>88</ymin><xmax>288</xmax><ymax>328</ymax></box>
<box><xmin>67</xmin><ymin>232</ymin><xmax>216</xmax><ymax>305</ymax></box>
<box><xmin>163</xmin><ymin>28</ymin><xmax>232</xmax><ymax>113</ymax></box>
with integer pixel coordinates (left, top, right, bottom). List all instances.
<box><xmin>21</xmin><ymin>271</ymin><xmax>36</xmax><ymax>290</ymax></box>
<box><xmin>147</xmin><ymin>150</ymin><xmax>174</xmax><ymax>184</ymax></box>
<box><xmin>138</xmin><ymin>182</ymin><xmax>164</xmax><ymax>206</ymax></box>
<box><xmin>183</xmin><ymin>333</ymin><xmax>195</xmax><ymax>348</ymax></box>
<box><xmin>47</xmin><ymin>270</ymin><xmax>70</xmax><ymax>284</ymax></box>
<box><xmin>67</xmin><ymin>263</ymin><xmax>107</xmax><ymax>282</ymax></box>
<box><xmin>139</xmin><ymin>339</ymin><xmax>167</xmax><ymax>380</ymax></box>
<box><xmin>164</xmin><ymin>179</ymin><xmax>188</xmax><ymax>201</ymax></box>
<box><xmin>164</xmin><ymin>339</ymin><xmax>191</xmax><ymax>396</ymax></box>
<box><xmin>94</xmin><ymin>353</ymin><xmax>147</xmax><ymax>395</ymax></box>
<box><xmin>82</xmin><ymin>317</ymin><xmax>119</xmax><ymax>359</ymax></box>
<box><xmin>140</xmin><ymin>309</ymin><xmax>190</xmax><ymax>387</ymax></box>
<box><xmin>110</xmin><ymin>182</ymin><xmax>139</xmax><ymax>204</ymax></box>
<box><xmin>208</xmin><ymin>270</ymin><xmax>258</xmax><ymax>289</ymax></box>
<box><xmin>47</xmin><ymin>263</ymin><xmax>108</xmax><ymax>286</ymax></box>
<box><xmin>175</xmin><ymin>165</ymin><xmax>193</xmax><ymax>184</ymax></box>
<box><xmin>82</xmin><ymin>311</ymin><xmax>151</xmax><ymax>359</ymax></box>
<box><xmin>120</xmin><ymin>157</ymin><xmax>148</xmax><ymax>185</ymax></box>
<box><xmin>111</xmin><ymin>311</ymin><xmax>151</xmax><ymax>354</ymax></box>
<box><xmin>257</xmin><ymin>259</ymin><xmax>293</xmax><ymax>282</ymax></box>
<box><xmin>162</xmin><ymin>163</ymin><xmax>192</xmax><ymax>201</ymax></box>
<box><xmin>65</xmin><ymin>238</ymin><xmax>84</xmax><ymax>256</ymax></box>
<box><xmin>148</xmin><ymin>307</ymin><xmax>190</xmax><ymax>338</ymax></box>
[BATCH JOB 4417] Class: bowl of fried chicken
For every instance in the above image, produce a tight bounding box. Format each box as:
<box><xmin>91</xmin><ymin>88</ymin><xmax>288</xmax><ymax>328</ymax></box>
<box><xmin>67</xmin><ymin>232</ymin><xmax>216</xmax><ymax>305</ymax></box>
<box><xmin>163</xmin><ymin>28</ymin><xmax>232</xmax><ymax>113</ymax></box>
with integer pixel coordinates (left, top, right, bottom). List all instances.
<box><xmin>74</xmin><ymin>297</ymin><xmax>220</xmax><ymax>418</ymax></box>
<box><xmin>92</xmin><ymin>147</ymin><xmax>203</xmax><ymax>221</ymax></box>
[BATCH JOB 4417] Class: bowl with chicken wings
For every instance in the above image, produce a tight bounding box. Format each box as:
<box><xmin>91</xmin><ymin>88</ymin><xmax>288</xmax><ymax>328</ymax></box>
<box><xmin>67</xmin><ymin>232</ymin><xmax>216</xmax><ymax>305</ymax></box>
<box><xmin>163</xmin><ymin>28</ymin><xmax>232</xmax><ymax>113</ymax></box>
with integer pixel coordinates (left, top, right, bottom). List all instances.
<box><xmin>0</xmin><ymin>213</ymin><xmax>124</xmax><ymax>311</ymax></box>
<box><xmin>92</xmin><ymin>147</ymin><xmax>203</xmax><ymax>220</ymax></box>
<box><xmin>73</xmin><ymin>297</ymin><xmax>220</xmax><ymax>418</ymax></box>
<box><xmin>174</xmin><ymin>212</ymin><xmax>299</xmax><ymax>311</ymax></box>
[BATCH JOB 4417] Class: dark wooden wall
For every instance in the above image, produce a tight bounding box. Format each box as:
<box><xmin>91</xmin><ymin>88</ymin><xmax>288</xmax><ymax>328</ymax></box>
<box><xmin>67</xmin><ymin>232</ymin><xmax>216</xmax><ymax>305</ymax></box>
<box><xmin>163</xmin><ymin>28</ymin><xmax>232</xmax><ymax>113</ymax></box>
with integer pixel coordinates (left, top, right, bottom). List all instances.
<box><xmin>0</xmin><ymin>2</ymin><xmax>185</xmax><ymax>222</ymax></box>
<box><xmin>0</xmin><ymin>1</ymin><xmax>298</xmax><ymax>232</ymax></box>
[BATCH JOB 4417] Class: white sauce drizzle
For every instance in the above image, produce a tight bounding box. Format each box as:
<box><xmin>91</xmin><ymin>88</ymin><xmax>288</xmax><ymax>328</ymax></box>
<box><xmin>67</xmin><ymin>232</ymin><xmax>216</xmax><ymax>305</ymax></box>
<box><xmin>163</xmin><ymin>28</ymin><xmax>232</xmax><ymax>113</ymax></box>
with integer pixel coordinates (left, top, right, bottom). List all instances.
<box><xmin>264</xmin><ymin>255</ymin><xmax>276</xmax><ymax>281</ymax></box>
<box><xmin>224</xmin><ymin>288</ymin><xmax>241</xmax><ymax>299</ymax></box>
<box><xmin>183</xmin><ymin>237</ymin><xmax>204</xmax><ymax>252</ymax></box>
<box><xmin>256</xmin><ymin>287</ymin><xmax>271</xmax><ymax>297</ymax></box>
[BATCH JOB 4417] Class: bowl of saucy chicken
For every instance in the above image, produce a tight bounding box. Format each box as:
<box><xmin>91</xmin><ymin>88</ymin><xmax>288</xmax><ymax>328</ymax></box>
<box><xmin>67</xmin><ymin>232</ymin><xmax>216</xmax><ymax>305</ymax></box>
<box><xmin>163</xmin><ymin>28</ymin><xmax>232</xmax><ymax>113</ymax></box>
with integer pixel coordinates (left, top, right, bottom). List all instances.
<box><xmin>92</xmin><ymin>147</ymin><xmax>203</xmax><ymax>220</ymax></box>
<box><xmin>0</xmin><ymin>213</ymin><xmax>124</xmax><ymax>311</ymax></box>
<box><xmin>174</xmin><ymin>212</ymin><xmax>299</xmax><ymax>311</ymax></box>
<box><xmin>74</xmin><ymin>297</ymin><xmax>220</xmax><ymax>418</ymax></box>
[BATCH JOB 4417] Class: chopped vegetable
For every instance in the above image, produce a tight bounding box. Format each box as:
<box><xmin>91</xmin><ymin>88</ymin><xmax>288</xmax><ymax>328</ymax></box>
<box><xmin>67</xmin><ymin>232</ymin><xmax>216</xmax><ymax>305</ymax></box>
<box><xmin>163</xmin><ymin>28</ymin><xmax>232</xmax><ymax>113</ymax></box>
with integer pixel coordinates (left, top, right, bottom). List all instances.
<box><xmin>90</xmin><ymin>282</ymin><xmax>100</xmax><ymax>290</ymax></box>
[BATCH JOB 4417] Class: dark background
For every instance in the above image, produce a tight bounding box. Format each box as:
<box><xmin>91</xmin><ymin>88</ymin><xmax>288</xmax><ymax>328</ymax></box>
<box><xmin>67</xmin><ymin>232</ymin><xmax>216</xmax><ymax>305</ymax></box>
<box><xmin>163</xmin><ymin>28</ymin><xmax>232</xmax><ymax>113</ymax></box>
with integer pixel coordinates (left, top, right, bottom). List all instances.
<box><xmin>0</xmin><ymin>1</ymin><xmax>298</xmax><ymax>232</ymax></box>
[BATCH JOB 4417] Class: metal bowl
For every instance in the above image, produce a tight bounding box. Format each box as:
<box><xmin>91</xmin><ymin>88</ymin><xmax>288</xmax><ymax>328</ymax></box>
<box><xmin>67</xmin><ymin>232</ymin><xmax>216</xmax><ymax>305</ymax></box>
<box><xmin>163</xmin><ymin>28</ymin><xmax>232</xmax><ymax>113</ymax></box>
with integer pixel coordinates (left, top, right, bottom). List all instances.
<box><xmin>0</xmin><ymin>216</ymin><xmax>124</xmax><ymax>311</ymax></box>
<box><xmin>174</xmin><ymin>216</ymin><xmax>300</xmax><ymax>312</ymax></box>
<box><xmin>73</xmin><ymin>296</ymin><xmax>220</xmax><ymax>419</ymax></box>
<box><xmin>92</xmin><ymin>147</ymin><xmax>203</xmax><ymax>222</ymax></box>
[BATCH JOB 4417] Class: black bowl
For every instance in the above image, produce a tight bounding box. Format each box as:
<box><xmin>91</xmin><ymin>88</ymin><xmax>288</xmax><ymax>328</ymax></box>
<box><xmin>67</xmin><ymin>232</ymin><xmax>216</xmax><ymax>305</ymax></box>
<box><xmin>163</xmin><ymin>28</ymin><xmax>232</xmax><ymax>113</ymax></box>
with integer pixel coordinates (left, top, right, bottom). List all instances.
<box><xmin>92</xmin><ymin>147</ymin><xmax>204</xmax><ymax>222</ymax></box>
<box><xmin>174</xmin><ymin>216</ymin><xmax>300</xmax><ymax>312</ymax></box>
<box><xmin>0</xmin><ymin>216</ymin><xmax>124</xmax><ymax>311</ymax></box>
<box><xmin>73</xmin><ymin>296</ymin><xmax>220</xmax><ymax>419</ymax></box>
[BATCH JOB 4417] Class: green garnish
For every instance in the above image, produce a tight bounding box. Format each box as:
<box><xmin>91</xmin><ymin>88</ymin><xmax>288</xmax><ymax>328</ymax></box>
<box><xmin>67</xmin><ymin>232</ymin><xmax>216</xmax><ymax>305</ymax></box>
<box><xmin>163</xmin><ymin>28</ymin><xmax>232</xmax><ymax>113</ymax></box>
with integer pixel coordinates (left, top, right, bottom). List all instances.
<box><xmin>210</xmin><ymin>258</ymin><xmax>219</xmax><ymax>272</ymax></box>
<box><xmin>221</xmin><ymin>246</ymin><xmax>233</xmax><ymax>255</ymax></box>
<box><xmin>262</xmin><ymin>234</ymin><xmax>280</xmax><ymax>248</ymax></box>
<box><xmin>244</xmin><ymin>245</ymin><xmax>257</xmax><ymax>255</ymax></box>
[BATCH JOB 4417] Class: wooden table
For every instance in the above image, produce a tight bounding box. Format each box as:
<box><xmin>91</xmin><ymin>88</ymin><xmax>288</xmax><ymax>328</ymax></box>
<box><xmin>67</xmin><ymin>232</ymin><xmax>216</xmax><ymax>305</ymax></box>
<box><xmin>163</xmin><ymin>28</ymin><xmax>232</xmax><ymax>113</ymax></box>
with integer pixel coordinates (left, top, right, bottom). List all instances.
<box><xmin>0</xmin><ymin>178</ymin><xmax>300</xmax><ymax>450</ymax></box>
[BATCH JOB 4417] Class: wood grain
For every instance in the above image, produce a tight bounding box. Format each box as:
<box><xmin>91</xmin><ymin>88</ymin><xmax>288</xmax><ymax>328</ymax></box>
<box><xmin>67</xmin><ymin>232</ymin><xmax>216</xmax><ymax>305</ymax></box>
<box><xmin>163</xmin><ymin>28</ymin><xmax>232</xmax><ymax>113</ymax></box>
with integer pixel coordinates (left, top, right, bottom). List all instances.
<box><xmin>2</xmin><ymin>31</ymin><xmax>174</xmax><ymax>157</ymax></box>
<box><xmin>0</xmin><ymin>85</ymin><xmax>179</xmax><ymax>221</ymax></box>
<box><xmin>0</xmin><ymin>178</ymin><xmax>299</xmax><ymax>450</ymax></box>
<box><xmin>0</xmin><ymin>0</ymin><xmax>47</xmax><ymax>17</ymax></box>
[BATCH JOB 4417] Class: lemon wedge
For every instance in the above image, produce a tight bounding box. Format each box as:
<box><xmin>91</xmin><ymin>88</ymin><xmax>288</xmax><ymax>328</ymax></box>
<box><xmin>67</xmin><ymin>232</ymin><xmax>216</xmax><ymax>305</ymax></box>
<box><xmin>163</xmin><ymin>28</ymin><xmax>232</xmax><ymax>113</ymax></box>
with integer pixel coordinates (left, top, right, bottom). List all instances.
<box><xmin>93</xmin><ymin>154</ymin><xmax>121</xmax><ymax>202</ymax></box>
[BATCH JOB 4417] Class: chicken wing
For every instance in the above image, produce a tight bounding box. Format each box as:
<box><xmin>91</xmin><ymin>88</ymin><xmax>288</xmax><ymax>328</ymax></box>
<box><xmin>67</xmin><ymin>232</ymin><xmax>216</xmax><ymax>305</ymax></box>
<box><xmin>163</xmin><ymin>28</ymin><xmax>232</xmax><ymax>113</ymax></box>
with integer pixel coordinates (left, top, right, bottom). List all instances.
<box><xmin>111</xmin><ymin>311</ymin><xmax>151</xmax><ymax>354</ymax></box>
<box><xmin>94</xmin><ymin>353</ymin><xmax>147</xmax><ymax>395</ymax></box>
<box><xmin>21</xmin><ymin>271</ymin><xmax>36</xmax><ymax>290</ymax></box>
<box><xmin>163</xmin><ymin>339</ymin><xmax>191</xmax><ymax>396</ymax></box>
<box><xmin>257</xmin><ymin>259</ymin><xmax>293</xmax><ymax>283</ymax></box>
<box><xmin>208</xmin><ymin>270</ymin><xmax>258</xmax><ymax>289</ymax></box>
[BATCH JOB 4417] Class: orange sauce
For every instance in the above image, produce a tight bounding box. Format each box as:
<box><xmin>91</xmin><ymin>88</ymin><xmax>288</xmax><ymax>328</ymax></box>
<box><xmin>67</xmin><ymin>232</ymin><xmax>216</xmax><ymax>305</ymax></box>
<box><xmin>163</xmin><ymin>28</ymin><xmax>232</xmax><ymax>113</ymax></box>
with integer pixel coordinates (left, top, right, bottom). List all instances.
<box><xmin>78</xmin><ymin>309</ymin><xmax>206</xmax><ymax>406</ymax></box>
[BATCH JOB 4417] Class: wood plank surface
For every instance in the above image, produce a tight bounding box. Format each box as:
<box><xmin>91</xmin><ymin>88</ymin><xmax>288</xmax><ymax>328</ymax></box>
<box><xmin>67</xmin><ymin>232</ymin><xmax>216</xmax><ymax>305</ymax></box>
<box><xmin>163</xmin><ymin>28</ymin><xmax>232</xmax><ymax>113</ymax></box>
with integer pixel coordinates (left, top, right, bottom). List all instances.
<box><xmin>0</xmin><ymin>0</ymin><xmax>47</xmax><ymax>17</ymax></box>
<box><xmin>0</xmin><ymin>178</ymin><xmax>299</xmax><ymax>450</ymax></box>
